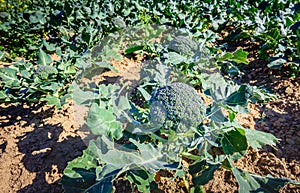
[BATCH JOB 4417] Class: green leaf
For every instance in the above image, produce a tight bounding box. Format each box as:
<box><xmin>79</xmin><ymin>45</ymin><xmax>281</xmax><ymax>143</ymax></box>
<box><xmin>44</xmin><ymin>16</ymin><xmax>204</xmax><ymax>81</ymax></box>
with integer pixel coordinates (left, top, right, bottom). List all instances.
<box><xmin>219</xmin><ymin>49</ymin><xmax>249</xmax><ymax>64</ymax></box>
<box><xmin>167</xmin><ymin>52</ymin><xmax>187</xmax><ymax>65</ymax></box>
<box><xmin>85</xmin><ymin>177</ymin><xmax>113</xmax><ymax>193</ymax></box>
<box><xmin>189</xmin><ymin>160</ymin><xmax>207</xmax><ymax>175</ymax></box>
<box><xmin>96</xmin><ymin>165</ymin><xmax>119</xmax><ymax>181</ymax></box>
<box><xmin>137</xmin><ymin>87</ymin><xmax>151</xmax><ymax>101</ymax></box>
<box><xmin>61</xmin><ymin>168</ymin><xmax>97</xmax><ymax>193</ymax></box>
<box><xmin>42</xmin><ymin>39</ymin><xmax>56</xmax><ymax>52</ymax></box>
<box><xmin>251</xmin><ymin>174</ymin><xmax>300</xmax><ymax>192</ymax></box>
<box><xmin>208</xmin><ymin>103</ymin><xmax>227</xmax><ymax>122</ymax></box>
<box><xmin>61</xmin><ymin>145</ymin><xmax>102</xmax><ymax>193</ymax></box>
<box><xmin>231</xmin><ymin>166</ymin><xmax>260</xmax><ymax>192</ymax></box>
<box><xmin>40</xmin><ymin>82</ymin><xmax>59</xmax><ymax>92</ymax></box>
<box><xmin>230</xmin><ymin>158</ymin><xmax>299</xmax><ymax>193</ymax></box>
<box><xmin>192</xmin><ymin>163</ymin><xmax>220</xmax><ymax>186</ymax></box>
<box><xmin>41</xmin><ymin>95</ymin><xmax>61</xmax><ymax>109</ymax></box>
<box><xmin>267</xmin><ymin>58</ymin><xmax>286</xmax><ymax>69</ymax></box>
<box><xmin>221</xmin><ymin>128</ymin><xmax>248</xmax><ymax>159</ymax></box>
<box><xmin>126</xmin><ymin>170</ymin><xmax>155</xmax><ymax>193</ymax></box>
<box><xmin>38</xmin><ymin>49</ymin><xmax>52</xmax><ymax>66</ymax></box>
<box><xmin>63</xmin><ymin>148</ymin><xmax>98</xmax><ymax>179</ymax></box>
<box><xmin>0</xmin><ymin>90</ymin><xmax>6</xmax><ymax>99</ymax></box>
<box><xmin>225</xmin><ymin>85</ymin><xmax>253</xmax><ymax>106</ymax></box>
<box><xmin>72</xmin><ymin>83</ymin><xmax>96</xmax><ymax>105</ymax></box>
<box><xmin>91</xmin><ymin>136</ymin><xmax>170</xmax><ymax>173</ymax></box>
<box><xmin>244</xmin><ymin>128</ymin><xmax>278</xmax><ymax>149</ymax></box>
<box><xmin>220</xmin><ymin>52</ymin><xmax>234</xmax><ymax>61</ymax></box>
<box><xmin>125</xmin><ymin>45</ymin><xmax>145</xmax><ymax>55</ymax></box>
<box><xmin>87</xmin><ymin>103</ymin><xmax>123</xmax><ymax>139</ymax></box>
<box><xmin>232</xmin><ymin>49</ymin><xmax>249</xmax><ymax>64</ymax></box>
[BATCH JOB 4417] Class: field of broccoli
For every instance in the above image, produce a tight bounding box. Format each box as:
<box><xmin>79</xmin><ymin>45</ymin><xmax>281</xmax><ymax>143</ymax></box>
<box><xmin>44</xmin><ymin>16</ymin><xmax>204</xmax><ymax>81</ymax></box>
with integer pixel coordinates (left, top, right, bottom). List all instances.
<box><xmin>0</xmin><ymin>0</ymin><xmax>300</xmax><ymax>192</ymax></box>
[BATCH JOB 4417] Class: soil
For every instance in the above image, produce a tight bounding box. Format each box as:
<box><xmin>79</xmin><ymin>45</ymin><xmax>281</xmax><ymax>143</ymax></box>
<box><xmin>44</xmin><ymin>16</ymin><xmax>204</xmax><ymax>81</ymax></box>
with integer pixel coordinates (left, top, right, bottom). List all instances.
<box><xmin>0</xmin><ymin>47</ymin><xmax>299</xmax><ymax>193</ymax></box>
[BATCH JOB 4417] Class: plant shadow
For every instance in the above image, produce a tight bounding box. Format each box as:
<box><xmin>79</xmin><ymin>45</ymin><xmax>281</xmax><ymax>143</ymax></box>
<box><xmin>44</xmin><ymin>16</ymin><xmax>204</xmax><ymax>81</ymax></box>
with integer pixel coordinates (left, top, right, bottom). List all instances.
<box><xmin>0</xmin><ymin>103</ymin><xmax>86</xmax><ymax>193</ymax></box>
<box><xmin>238</xmin><ymin>58</ymin><xmax>300</xmax><ymax>161</ymax></box>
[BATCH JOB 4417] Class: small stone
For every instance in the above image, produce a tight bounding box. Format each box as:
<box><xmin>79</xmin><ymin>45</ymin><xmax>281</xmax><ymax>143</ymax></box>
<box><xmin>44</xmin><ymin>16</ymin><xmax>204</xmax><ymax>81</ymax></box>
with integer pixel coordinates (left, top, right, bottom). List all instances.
<box><xmin>285</xmin><ymin>87</ymin><xmax>293</xmax><ymax>94</ymax></box>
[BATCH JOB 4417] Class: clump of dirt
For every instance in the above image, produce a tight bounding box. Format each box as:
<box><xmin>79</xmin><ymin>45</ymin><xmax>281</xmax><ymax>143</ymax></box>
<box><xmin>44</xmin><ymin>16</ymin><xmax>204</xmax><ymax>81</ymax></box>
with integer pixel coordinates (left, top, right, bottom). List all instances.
<box><xmin>204</xmin><ymin>169</ymin><xmax>238</xmax><ymax>193</ymax></box>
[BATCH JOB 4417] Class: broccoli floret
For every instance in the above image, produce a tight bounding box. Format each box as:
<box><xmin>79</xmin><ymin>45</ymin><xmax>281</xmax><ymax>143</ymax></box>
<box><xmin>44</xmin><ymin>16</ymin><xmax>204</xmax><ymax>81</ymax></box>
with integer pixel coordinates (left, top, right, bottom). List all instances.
<box><xmin>36</xmin><ymin>65</ymin><xmax>58</xmax><ymax>79</ymax></box>
<box><xmin>149</xmin><ymin>82</ymin><xmax>205</xmax><ymax>132</ymax></box>
<box><xmin>168</xmin><ymin>36</ymin><xmax>199</xmax><ymax>56</ymax></box>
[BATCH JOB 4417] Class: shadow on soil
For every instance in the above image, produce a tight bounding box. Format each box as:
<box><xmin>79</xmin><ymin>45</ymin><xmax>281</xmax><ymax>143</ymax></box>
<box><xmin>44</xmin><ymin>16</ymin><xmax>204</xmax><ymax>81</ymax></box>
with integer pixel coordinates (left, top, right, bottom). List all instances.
<box><xmin>1</xmin><ymin>103</ymin><xmax>86</xmax><ymax>193</ymax></box>
<box><xmin>239</xmin><ymin>59</ymin><xmax>300</xmax><ymax>161</ymax></box>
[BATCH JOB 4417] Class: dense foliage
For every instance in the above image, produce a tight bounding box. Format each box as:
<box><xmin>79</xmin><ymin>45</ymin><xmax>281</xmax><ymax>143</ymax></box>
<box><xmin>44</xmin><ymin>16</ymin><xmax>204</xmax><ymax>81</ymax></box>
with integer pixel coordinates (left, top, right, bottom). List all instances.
<box><xmin>1</xmin><ymin>0</ymin><xmax>299</xmax><ymax>106</ymax></box>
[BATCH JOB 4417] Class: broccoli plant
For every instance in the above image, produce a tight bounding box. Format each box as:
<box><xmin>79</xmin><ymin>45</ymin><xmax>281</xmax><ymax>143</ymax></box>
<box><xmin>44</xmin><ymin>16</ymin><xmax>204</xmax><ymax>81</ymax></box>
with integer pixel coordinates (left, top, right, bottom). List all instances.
<box><xmin>62</xmin><ymin>59</ymin><xmax>300</xmax><ymax>193</ymax></box>
<box><xmin>60</xmin><ymin>24</ymin><xmax>299</xmax><ymax>193</ymax></box>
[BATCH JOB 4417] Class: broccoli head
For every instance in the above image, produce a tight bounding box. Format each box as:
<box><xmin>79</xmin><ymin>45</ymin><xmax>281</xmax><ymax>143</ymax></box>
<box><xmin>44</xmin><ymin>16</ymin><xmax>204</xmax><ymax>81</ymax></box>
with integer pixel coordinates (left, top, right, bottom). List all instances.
<box><xmin>36</xmin><ymin>65</ymin><xmax>58</xmax><ymax>79</ymax></box>
<box><xmin>168</xmin><ymin>36</ymin><xmax>199</xmax><ymax>56</ymax></box>
<box><xmin>149</xmin><ymin>82</ymin><xmax>205</xmax><ymax>132</ymax></box>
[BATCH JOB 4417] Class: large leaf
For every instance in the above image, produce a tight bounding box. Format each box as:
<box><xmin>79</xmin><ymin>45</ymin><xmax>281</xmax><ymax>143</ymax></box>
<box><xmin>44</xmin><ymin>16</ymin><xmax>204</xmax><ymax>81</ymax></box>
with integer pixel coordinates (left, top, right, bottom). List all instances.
<box><xmin>189</xmin><ymin>160</ymin><xmax>207</xmax><ymax>175</ymax></box>
<box><xmin>232</xmin><ymin>49</ymin><xmax>249</xmax><ymax>64</ymax></box>
<box><xmin>192</xmin><ymin>163</ymin><xmax>221</xmax><ymax>186</ymax></box>
<box><xmin>231</xmin><ymin>161</ymin><xmax>300</xmax><ymax>193</ymax></box>
<box><xmin>225</xmin><ymin>85</ymin><xmax>253</xmax><ymax>106</ymax></box>
<box><xmin>41</xmin><ymin>94</ymin><xmax>61</xmax><ymax>109</ymax></box>
<box><xmin>91</xmin><ymin>136</ymin><xmax>170</xmax><ymax>172</ymax></box>
<box><xmin>232</xmin><ymin>166</ymin><xmax>261</xmax><ymax>192</ymax></box>
<box><xmin>251</xmin><ymin>173</ymin><xmax>300</xmax><ymax>192</ymax></box>
<box><xmin>85</xmin><ymin>136</ymin><xmax>173</xmax><ymax>192</ymax></box>
<box><xmin>87</xmin><ymin>103</ymin><xmax>123</xmax><ymax>139</ymax></box>
<box><xmin>244</xmin><ymin>128</ymin><xmax>278</xmax><ymax>149</ymax></box>
<box><xmin>38</xmin><ymin>49</ymin><xmax>52</xmax><ymax>66</ymax></box>
<box><xmin>166</xmin><ymin>52</ymin><xmax>187</xmax><ymax>65</ymax></box>
<box><xmin>126</xmin><ymin>170</ymin><xmax>156</xmax><ymax>193</ymax></box>
<box><xmin>219</xmin><ymin>49</ymin><xmax>249</xmax><ymax>64</ymax></box>
<box><xmin>85</xmin><ymin>177</ymin><xmax>113</xmax><ymax>193</ymax></box>
<box><xmin>207</xmin><ymin>103</ymin><xmax>227</xmax><ymax>122</ymax></box>
<box><xmin>62</xmin><ymin>148</ymin><xmax>98</xmax><ymax>193</ymax></box>
<box><xmin>61</xmin><ymin>168</ymin><xmax>97</xmax><ymax>193</ymax></box>
<box><xmin>201</xmin><ymin>73</ymin><xmax>239</xmax><ymax>102</ymax></box>
<box><xmin>221</xmin><ymin>128</ymin><xmax>248</xmax><ymax>159</ymax></box>
<box><xmin>71</xmin><ymin>83</ymin><xmax>96</xmax><ymax>105</ymax></box>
